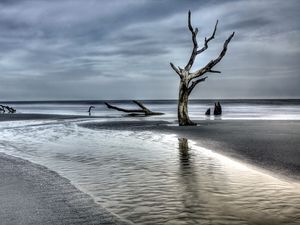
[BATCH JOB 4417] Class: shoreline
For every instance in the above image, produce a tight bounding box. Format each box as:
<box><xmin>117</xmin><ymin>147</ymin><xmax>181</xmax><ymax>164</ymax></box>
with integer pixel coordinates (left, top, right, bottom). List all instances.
<box><xmin>0</xmin><ymin>152</ymin><xmax>132</xmax><ymax>225</ymax></box>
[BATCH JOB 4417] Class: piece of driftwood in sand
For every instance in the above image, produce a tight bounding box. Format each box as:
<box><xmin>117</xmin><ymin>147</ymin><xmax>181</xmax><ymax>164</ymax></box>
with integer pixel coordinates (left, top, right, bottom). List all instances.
<box><xmin>104</xmin><ymin>100</ymin><xmax>164</xmax><ymax>116</ymax></box>
<box><xmin>170</xmin><ymin>11</ymin><xmax>234</xmax><ymax>126</ymax></box>
<box><xmin>88</xmin><ymin>106</ymin><xmax>95</xmax><ymax>116</ymax></box>
<box><xmin>0</xmin><ymin>105</ymin><xmax>16</xmax><ymax>114</ymax></box>
<box><xmin>205</xmin><ymin>108</ymin><xmax>211</xmax><ymax>116</ymax></box>
<box><xmin>214</xmin><ymin>102</ymin><xmax>222</xmax><ymax>115</ymax></box>
<box><xmin>0</xmin><ymin>105</ymin><xmax>4</xmax><ymax>113</ymax></box>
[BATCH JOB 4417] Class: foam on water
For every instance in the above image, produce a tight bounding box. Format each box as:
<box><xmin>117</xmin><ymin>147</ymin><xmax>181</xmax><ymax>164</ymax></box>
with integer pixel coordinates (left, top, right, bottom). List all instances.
<box><xmin>0</xmin><ymin>119</ymin><xmax>299</xmax><ymax>224</ymax></box>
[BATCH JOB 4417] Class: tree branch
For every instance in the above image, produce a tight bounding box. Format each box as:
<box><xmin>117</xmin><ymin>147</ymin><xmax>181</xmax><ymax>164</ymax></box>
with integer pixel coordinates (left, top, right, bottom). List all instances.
<box><xmin>105</xmin><ymin>102</ymin><xmax>145</xmax><ymax>113</ymax></box>
<box><xmin>188</xmin><ymin>77</ymin><xmax>208</xmax><ymax>95</ymax></box>
<box><xmin>184</xmin><ymin>10</ymin><xmax>199</xmax><ymax>71</ymax></box>
<box><xmin>105</xmin><ymin>101</ymin><xmax>164</xmax><ymax>116</ymax></box>
<box><xmin>196</xmin><ymin>20</ymin><xmax>218</xmax><ymax>54</ymax></box>
<box><xmin>209</xmin><ymin>70</ymin><xmax>221</xmax><ymax>73</ymax></box>
<box><xmin>189</xmin><ymin>31</ymin><xmax>235</xmax><ymax>80</ymax></box>
<box><xmin>132</xmin><ymin>100</ymin><xmax>151</xmax><ymax>113</ymax></box>
<box><xmin>170</xmin><ymin>62</ymin><xmax>183</xmax><ymax>78</ymax></box>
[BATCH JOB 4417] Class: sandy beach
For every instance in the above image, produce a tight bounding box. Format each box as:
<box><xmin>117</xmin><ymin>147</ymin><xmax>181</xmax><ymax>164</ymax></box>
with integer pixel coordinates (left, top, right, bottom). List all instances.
<box><xmin>1</xmin><ymin>113</ymin><xmax>300</xmax><ymax>224</ymax></box>
<box><xmin>0</xmin><ymin>114</ymin><xmax>133</xmax><ymax>224</ymax></box>
<box><xmin>0</xmin><ymin>152</ymin><xmax>131</xmax><ymax>225</ymax></box>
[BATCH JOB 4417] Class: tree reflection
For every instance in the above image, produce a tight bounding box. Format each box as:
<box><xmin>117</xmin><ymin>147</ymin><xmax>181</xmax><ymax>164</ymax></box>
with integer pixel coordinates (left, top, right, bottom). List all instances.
<box><xmin>178</xmin><ymin>138</ymin><xmax>190</xmax><ymax>167</ymax></box>
<box><xmin>178</xmin><ymin>138</ymin><xmax>201</xmax><ymax>215</ymax></box>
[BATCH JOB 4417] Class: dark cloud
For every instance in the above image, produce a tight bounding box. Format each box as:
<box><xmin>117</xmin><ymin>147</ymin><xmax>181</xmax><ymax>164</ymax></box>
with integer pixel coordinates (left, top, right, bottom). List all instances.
<box><xmin>0</xmin><ymin>0</ymin><xmax>299</xmax><ymax>100</ymax></box>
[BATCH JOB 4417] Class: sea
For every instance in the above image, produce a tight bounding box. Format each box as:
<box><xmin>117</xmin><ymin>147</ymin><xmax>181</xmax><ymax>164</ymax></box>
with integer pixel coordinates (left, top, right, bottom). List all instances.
<box><xmin>2</xmin><ymin>99</ymin><xmax>300</xmax><ymax>120</ymax></box>
<box><xmin>0</xmin><ymin>99</ymin><xmax>300</xmax><ymax>224</ymax></box>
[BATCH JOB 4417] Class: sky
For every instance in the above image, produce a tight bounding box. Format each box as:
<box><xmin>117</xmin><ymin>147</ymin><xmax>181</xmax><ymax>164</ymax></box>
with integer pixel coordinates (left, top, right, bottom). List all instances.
<box><xmin>0</xmin><ymin>0</ymin><xmax>299</xmax><ymax>100</ymax></box>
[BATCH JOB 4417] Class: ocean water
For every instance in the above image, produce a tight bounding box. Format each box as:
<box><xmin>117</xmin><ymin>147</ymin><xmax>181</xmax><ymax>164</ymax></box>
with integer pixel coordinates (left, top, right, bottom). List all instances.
<box><xmin>0</xmin><ymin>99</ymin><xmax>300</xmax><ymax>224</ymax></box>
<box><xmin>2</xmin><ymin>99</ymin><xmax>300</xmax><ymax>120</ymax></box>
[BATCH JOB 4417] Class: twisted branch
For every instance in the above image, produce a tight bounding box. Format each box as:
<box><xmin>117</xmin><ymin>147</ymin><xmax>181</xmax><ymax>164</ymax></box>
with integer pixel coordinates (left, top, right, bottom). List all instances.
<box><xmin>188</xmin><ymin>77</ymin><xmax>207</xmax><ymax>95</ymax></box>
<box><xmin>196</xmin><ymin>20</ymin><xmax>218</xmax><ymax>55</ymax></box>
<box><xmin>189</xmin><ymin>31</ymin><xmax>235</xmax><ymax>80</ymax></box>
<box><xmin>185</xmin><ymin>11</ymin><xmax>219</xmax><ymax>72</ymax></box>
<box><xmin>170</xmin><ymin>62</ymin><xmax>183</xmax><ymax>78</ymax></box>
<box><xmin>185</xmin><ymin>10</ymin><xmax>199</xmax><ymax>71</ymax></box>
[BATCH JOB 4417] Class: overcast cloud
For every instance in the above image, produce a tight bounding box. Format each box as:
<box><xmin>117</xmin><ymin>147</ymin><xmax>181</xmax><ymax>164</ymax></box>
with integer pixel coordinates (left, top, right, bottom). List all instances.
<box><xmin>0</xmin><ymin>0</ymin><xmax>299</xmax><ymax>100</ymax></box>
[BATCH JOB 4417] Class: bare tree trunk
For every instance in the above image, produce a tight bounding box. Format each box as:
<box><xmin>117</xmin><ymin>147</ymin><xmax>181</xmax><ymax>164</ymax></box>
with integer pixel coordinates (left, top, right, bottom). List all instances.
<box><xmin>178</xmin><ymin>80</ymin><xmax>195</xmax><ymax>126</ymax></box>
<box><xmin>170</xmin><ymin>11</ymin><xmax>234</xmax><ymax>126</ymax></box>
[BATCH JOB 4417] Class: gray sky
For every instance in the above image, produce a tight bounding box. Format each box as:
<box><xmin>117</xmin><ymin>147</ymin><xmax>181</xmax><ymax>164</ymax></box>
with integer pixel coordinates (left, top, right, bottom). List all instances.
<box><xmin>0</xmin><ymin>0</ymin><xmax>299</xmax><ymax>100</ymax></box>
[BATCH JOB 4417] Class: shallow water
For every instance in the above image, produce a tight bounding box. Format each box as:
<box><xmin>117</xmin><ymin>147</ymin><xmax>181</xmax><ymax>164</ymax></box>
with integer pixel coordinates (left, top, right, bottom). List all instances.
<box><xmin>0</xmin><ymin>119</ymin><xmax>299</xmax><ymax>224</ymax></box>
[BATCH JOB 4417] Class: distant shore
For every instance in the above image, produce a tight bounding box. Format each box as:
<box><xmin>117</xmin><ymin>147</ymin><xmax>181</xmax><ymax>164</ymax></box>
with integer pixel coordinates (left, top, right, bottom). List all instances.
<box><xmin>0</xmin><ymin>113</ymin><xmax>94</xmax><ymax>121</ymax></box>
<box><xmin>81</xmin><ymin>119</ymin><xmax>300</xmax><ymax>181</ymax></box>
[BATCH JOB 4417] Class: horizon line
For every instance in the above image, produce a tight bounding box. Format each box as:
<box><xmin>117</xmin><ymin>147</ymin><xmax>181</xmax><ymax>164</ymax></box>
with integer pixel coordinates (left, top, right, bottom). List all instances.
<box><xmin>1</xmin><ymin>98</ymin><xmax>300</xmax><ymax>103</ymax></box>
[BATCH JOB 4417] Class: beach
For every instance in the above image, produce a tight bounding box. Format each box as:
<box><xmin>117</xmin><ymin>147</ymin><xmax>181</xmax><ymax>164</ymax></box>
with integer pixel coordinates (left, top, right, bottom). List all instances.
<box><xmin>0</xmin><ymin>110</ymin><xmax>300</xmax><ymax>224</ymax></box>
<box><xmin>0</xmin><ymin>153</ymin><xmax>131</xmax><ymax>225</ymax></box>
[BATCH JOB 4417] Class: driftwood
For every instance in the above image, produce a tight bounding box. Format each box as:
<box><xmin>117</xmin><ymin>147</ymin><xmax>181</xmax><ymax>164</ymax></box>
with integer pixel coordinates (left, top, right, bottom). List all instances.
<box><xmin>214</xmin><ymin>102</ymin><xmax>222</xmax><ymax>115</ymax></box>
<box><xmin>205</xmin><ymin>108</ymin><xmax>211</xmax><ymax>116</ymax></box>
<box><xmin>88</xmin><ymin>106</ymin><xmax>95</xmax><ymax>116</ymax></box>
<box><xmin>104</xmin><ymin>100</ymin><xmax>164</xmax><ymax>116</ymax></box>
<box><xmin>0</xmin><ymin>105</ymin><xmax>16</xmax><ymax>114</ymax></box>
<box><xmin>170</xmin><ymin>11</ymin><xmax>234</xmax><ymax>125</ymax></box>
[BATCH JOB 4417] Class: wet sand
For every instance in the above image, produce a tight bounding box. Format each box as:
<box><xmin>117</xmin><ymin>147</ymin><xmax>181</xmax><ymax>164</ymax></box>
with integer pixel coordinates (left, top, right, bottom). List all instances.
<box><xmin>81</xmin><ymin>119</ymin><xmax>300</xmax><ymax>181</ymax></box>
<box><xmin>0</xmin><ymin>153</ymin><xmax>131</xmax><ymax>225</ymax></box>
<box><xmin>0</xmin><ymin>113</ymin><xmax>94</xmax><ymax>121</ymax></box>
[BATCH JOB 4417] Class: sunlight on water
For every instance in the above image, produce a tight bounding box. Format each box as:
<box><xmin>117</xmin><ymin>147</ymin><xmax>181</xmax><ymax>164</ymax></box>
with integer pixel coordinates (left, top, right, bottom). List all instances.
<box><xmin>0</xmin><ymin>119</ymin><xmax>299</xmax><ymax>224</ymax></box>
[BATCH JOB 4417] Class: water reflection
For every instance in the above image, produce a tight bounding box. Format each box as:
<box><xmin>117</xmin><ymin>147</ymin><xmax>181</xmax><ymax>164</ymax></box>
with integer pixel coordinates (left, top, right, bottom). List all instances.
<box><xmin>0</xmin><ymin>121</ymin><xmax>299</xmax><ymax>225</ymax></box>
<box><xmin>178</xmin><ymin>138</ymin><xmax>202</xmax><ymax>223</ymax></box>
<box><xmin>178</xmin><ymin>138</ymin><xmax>190</xmax><ymax>166</ymax></box>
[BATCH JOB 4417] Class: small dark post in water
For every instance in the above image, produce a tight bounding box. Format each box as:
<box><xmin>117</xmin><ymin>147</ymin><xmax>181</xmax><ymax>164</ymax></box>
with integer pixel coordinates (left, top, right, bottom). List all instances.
<box><xmin>205</xmin><ymin>108</ymin><xmax>211</xmax><ymax>116</ymax></box>
<box><xmin>88</xmin><ymin>106</ymin><xmax>95</xmax><ymax>116</ymax></box>
<box><xmin>214</xmin><ymin>102</ymin><xmax>222</xmax><ymax>115</ymax></box>
<box><xmin>217</xmin><ymin>101</ymin><xmax>222</xmax><ymax>114</ymax></box>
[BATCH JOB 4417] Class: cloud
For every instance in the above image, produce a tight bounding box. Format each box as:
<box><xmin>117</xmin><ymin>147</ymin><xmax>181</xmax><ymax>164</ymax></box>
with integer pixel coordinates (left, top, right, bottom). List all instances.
<box><xmin>0</xmin><ymin>0</ymin><xmax>299</xmax><ymax>100</ymax></box>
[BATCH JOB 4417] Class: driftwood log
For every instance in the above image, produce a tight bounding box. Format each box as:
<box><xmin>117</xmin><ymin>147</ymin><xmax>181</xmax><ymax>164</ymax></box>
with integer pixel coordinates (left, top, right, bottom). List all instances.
<box><xmin>170</xmin><ymin>11</ymin><xmax>234</xmax><ymax>125</ymax></box>
<box><xmin>0</xmin><ymin>105</ymin><xmax>16</xmax><ymax>114</ymax></box>
<box><xmin>104</xmin><ymin>100</ymin><xmax>164</xmax><ymax>116</ymax></box>
<box><xmin>214</xmin><ymin>102</ymin><xmax>222</xmax><ymax>115</ymax></box>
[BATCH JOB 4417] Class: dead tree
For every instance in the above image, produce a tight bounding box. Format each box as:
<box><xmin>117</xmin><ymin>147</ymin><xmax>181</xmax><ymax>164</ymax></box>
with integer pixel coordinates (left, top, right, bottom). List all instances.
<box><xmin>104</xmin><ymin>100</ymin><xmax>163</xmax><ymax>116</ymax></box>
<box><xmin>170</xmin><ymin>11</ymin><xmax>234</xmax><ymax>125</ymax></box>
